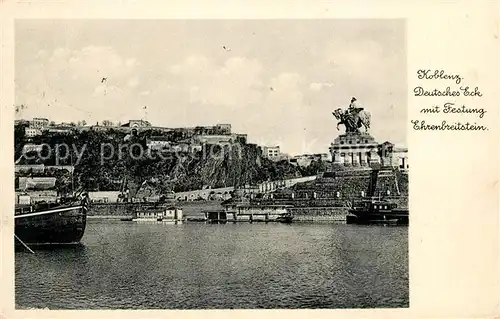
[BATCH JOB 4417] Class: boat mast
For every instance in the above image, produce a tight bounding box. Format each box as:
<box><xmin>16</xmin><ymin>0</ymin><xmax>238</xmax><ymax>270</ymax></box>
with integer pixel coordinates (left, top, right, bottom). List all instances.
<box><xmin>70</xmin><ymin>150</ymin><xmax>74</xmax><ymax>196</ymax></box>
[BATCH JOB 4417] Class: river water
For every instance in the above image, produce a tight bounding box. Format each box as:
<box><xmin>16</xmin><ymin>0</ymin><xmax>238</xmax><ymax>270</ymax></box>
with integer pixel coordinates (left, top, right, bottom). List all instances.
<box><xmin>15</xmin><ymin>220</ymin><xmax>408</xmax><ymax>309</ymax></box>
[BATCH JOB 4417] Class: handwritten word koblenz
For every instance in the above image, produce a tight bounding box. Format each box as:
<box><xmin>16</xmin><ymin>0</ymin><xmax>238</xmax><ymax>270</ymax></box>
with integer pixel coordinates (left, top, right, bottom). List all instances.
<box><xmin>417</xmin><ymin>69</ymin><xmax>463</xmax><ymax>84</ymax></box>
<box><xmin>420</xmin><ymin>102</ymin><xmax>486</xmax><ymax>118</ymax></box>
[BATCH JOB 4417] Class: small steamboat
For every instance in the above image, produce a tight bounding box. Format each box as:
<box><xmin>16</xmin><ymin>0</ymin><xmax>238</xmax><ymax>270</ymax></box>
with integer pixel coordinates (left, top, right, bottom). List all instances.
<box><xmin>346</xmin><ymin>199</ymin><xmax>408</xmax><ymax>225</ymax></box>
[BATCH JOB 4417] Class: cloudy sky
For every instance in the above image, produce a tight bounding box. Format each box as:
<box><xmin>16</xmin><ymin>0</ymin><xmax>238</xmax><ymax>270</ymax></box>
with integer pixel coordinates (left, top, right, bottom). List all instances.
<box><xmin>15</xmin><ymin>19</ymin><xmax>406</xmax><ymax>155</ymax></box>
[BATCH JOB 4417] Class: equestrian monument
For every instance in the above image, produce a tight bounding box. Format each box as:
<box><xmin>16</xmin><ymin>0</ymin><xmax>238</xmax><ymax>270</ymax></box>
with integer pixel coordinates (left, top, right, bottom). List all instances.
<box><xmin>330</xmin><ymin>97</ymin><xmax>393</xmax><ymax>170</ymax></box>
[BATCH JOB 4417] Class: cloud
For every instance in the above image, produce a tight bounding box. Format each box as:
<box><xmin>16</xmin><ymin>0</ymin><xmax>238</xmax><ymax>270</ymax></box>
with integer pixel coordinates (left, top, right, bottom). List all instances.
<box><xmin>92</xmin><ymin>84</ymin><xmax>123</xmax><ymax>97</ymax></box>
<box><xmin>66</xmin><ymin>46</ymin><xmax>136</xmax><ymax>81</ymax></box>
<box><xmin>171</xmin><ymin>55</ymin><xmax>264</xmax><ymax>108</ymax></box>
<box><xmin>266</xmin><ymin>72</ymin><xmax>303</xmax><ymax>108</ymax></box>
<box><xmin>128</xmin><ymin>78</ymin><xmax>140</xmax><ymax>88</ymax></box>
<box><xmin>309</xmin><ymin>82</ymin><xmax>334</xmax><ymax>91</ymax></box>
<box><xmin>125</xmin><ymin>58</ymin><xmax>137</xmax><ymax>67</ymax></box>
<box><xmin>16</xmin><ymin>45</ymin><xmax>143</xmax><ymax>122</ymax></box>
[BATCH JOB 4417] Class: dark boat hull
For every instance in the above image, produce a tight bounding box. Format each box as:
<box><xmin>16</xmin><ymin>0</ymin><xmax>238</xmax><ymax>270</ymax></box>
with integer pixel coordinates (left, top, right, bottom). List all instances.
<box><xmin>276</xmin><ymin>216</ymin><xmax>294</xmax><ymax>223</ymax></box>
<box><xmin>347</xmin><ymin>210</ymin><xmax>409</xmax><ymax>225</ymax></box>
<box><xmin>15</xmin><ymin>202</ymin><xmax>87</xmax><ymax>245</ymax></box>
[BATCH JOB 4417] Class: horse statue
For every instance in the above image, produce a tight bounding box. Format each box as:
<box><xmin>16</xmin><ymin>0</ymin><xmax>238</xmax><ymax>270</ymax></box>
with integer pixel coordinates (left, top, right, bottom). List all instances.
<box><xmin>332</xmin><ymin>104</ymin><xmax>371</xmax><ymax>133</ymax></box>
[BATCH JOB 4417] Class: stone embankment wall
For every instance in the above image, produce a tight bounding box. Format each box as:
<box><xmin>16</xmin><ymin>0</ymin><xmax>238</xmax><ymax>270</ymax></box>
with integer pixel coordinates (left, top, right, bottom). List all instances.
<box><xmin>88</xmin><ymin>203</ymin><xmax>140</xmax><ymax>218</ymax></box>
<box><xmin>290</xmin><ymin>207</ymin><xmax>349</xmax><ymax>222</ymax></box>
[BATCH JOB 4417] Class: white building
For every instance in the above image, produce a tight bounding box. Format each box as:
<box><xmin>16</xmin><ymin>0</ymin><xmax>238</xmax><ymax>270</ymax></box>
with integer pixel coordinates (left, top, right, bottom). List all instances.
<box><xmin>262</xmin><ymin>146</ymin><xmax>281</xmax><ymax>161</ymax></box>
<box><xmin>147</xmin><ymin>136</ymin><xmax>171</xmax><ymax>151</ymax></box>
<box><xmin>25</xmin><ymin>127</ymin><xmax>42</xmax><ymax>137</ymax></box>
<box><xmin>30</xmin><ymin>118</ymin><xmax>49</xmax><ymax>129</ymax></box>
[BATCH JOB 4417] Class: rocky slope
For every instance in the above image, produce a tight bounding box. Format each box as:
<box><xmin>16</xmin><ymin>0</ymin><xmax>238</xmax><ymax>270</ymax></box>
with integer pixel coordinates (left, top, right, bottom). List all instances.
<box><xmin>14</xmin><ymin>126</ymin><xmax>325</xmax><ymax>192</ymax></box>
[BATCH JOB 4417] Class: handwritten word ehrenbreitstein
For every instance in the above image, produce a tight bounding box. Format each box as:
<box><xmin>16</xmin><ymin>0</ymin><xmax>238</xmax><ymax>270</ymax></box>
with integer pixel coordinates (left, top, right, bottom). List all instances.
<box><xmin>417</xmin><ymin>69</ymin><xmax>463</xmax><ymax>84</ymax></box>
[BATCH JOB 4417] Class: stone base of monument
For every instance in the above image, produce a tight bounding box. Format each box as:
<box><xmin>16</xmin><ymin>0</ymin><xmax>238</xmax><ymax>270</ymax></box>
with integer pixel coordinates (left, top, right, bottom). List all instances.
<box><xmin>329</xmin><ymin>132</ymin><xmax>381</xmax><ymax>170</ymax></box>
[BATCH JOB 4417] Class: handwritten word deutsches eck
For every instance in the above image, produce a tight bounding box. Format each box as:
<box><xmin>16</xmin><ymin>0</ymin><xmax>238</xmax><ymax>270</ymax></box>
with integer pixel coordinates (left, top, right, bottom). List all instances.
<box><xmin>413</xmin><ymin>86</ymin><xmax>482</xmax><ymax>97</ymax></box>
<box><xmin>417</xmin><ymin>69</ymin><xmax>463</xmax><ymax>84</ymax></box>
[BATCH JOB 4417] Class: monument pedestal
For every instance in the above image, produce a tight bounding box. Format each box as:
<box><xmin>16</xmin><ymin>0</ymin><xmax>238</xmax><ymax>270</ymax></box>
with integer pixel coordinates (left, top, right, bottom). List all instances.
<box><xmin>329</xmin><ymin>132</ymin><xmax>379</xmax><ymax>171</ymax></box>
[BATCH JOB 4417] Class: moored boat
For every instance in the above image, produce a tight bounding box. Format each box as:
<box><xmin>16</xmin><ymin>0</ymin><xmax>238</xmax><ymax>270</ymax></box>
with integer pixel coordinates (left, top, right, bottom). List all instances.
<box><xmin>275</xmin><ymin>212</ymin><xmax>294</xmax><ymax>223</ymax></box>
<box><xmin>205</xmin><ymin>204</ymin><xmax>295</xmax><ymax>223</ymax></box>
<box><xmin>14</xmin><ymin>193</ymin><xmax>90</xmax><ymax>246</ymax></box>
<box><xmin>132</xmin><ymin>205</ymin><xmax>183</xmax><ymax>222</ymax></box>
<box><xmin>347</xmin><ymin>199</ymin><xmax>408</xmax><ymax>225</ymax></box>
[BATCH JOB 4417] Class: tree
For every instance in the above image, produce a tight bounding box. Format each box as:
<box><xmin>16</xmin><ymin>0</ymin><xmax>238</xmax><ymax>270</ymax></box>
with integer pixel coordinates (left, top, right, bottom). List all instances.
<box><xmin>82</xmin><ymin>120</ymin><xmax>87</xmax><ymax>126</ymax></box>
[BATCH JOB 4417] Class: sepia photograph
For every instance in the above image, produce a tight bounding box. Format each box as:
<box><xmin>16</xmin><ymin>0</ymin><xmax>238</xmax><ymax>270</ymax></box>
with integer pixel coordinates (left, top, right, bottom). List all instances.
<box><xmin>13</xmin><ymin>19</ymin><xmax>408</xmax><ymax>309</ymax></box>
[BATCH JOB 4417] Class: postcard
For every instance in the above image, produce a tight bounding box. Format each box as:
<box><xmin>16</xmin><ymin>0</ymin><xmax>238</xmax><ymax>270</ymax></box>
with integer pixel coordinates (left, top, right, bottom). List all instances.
<box><xmin>0</xmin><ymin>1</ymin><xmax>498</xmax><ymax>318</ymax></box>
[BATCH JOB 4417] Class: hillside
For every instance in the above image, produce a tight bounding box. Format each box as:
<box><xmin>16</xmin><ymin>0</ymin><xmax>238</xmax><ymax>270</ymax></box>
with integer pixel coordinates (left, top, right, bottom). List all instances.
<box><xmin>14</xmin><ymin>125</ymin><xmax>328</xmax><ymax>192</ymax></box>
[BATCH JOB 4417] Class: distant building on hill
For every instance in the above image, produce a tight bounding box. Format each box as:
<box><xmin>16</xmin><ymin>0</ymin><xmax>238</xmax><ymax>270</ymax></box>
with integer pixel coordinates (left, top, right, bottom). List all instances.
<box><xmin>30</xmin><ymin>118</ymin><xmax>49</xmax><ymax>129</ymax></box>
<box><xmin>91</xmin><ymin>125</ymin><xmax>109</xmax><ymax>132</ymax></box>
<box><xmin>262</xmin><ymin>146</ymin><xmax>282</xmax><ymax>161</ymax></box>
<box><xmin>215</xmin><ymin>124</ymin><xmax>231</xmax><ymax>134</ymax></box>
<box><xmin>45</xmin><ymin>126</ymin><xmax>73</xmax><ymax>135</ymax></box>
<box><xmin>17</xmin><ymin>177</ymin><xmax>56</xmax><ymax>191</ymax></box>
<box><xmin>147</xmin><ymin>136</ymin><xmax>171</xmax><ymax>151</ymax></box>
<box><xmin>290</xmin><ymin>153</ymin><xmax>330</xmax><ymax>167</ymax></box>
<box><xmin>25</xmin><ymin>127</ymin><xmax>42</xmax><ymax>137</ymax></box>
<box><xmin>122</xmin><ymin>120</ymin><xmax>152</xmax><ymax>128</ymax></box>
